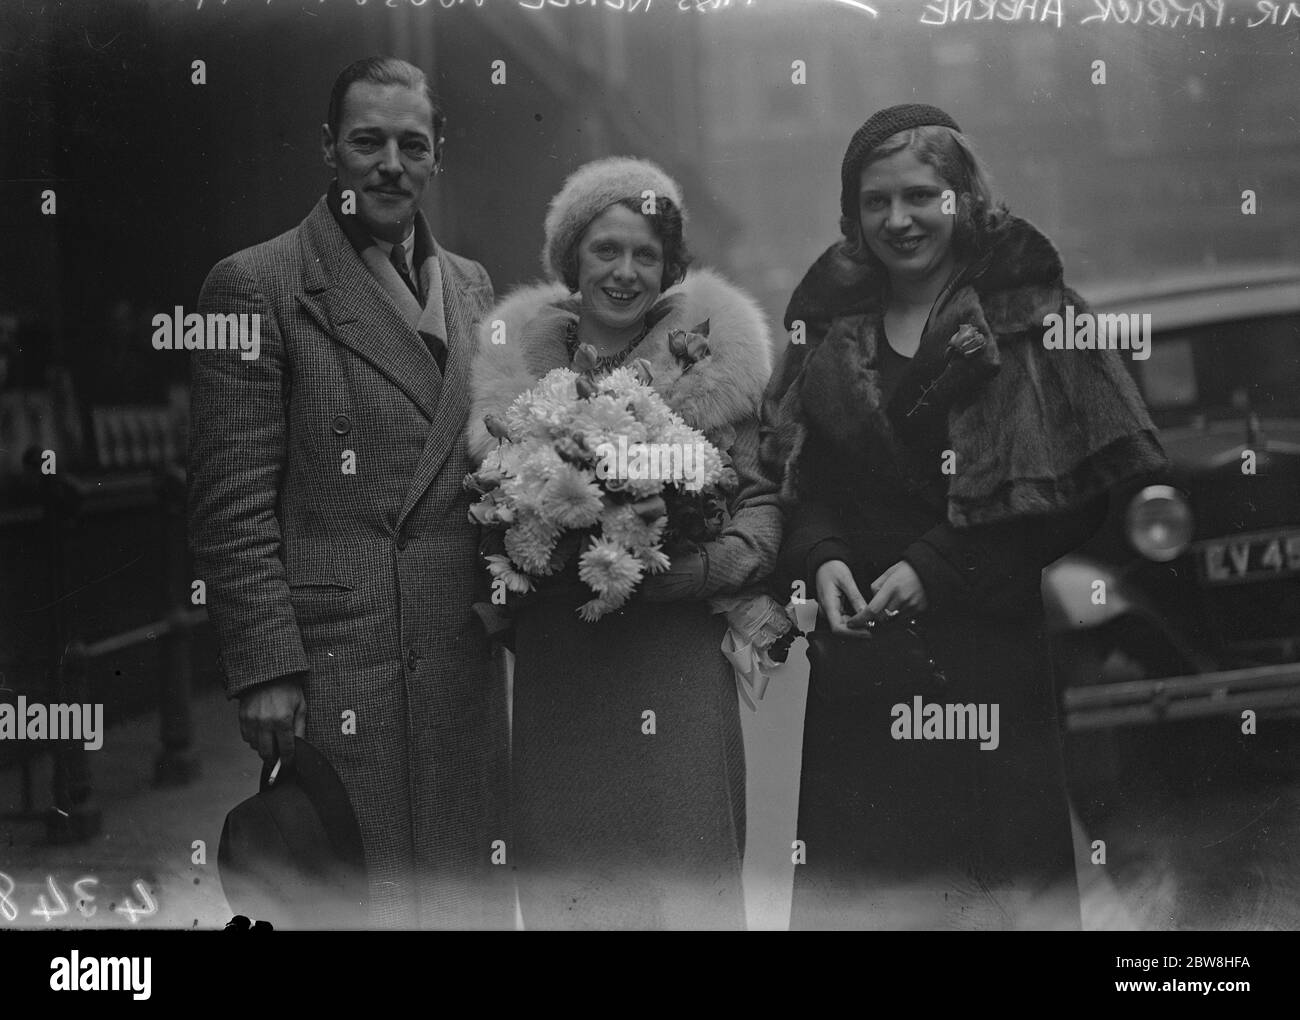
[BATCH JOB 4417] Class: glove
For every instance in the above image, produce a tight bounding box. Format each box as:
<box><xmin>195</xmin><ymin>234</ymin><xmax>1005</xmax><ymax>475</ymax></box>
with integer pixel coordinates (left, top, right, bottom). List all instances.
<box><xmin>638</xmin><ymin>545</ymin><xmax>708</xmax><ymax>602</ymax></box>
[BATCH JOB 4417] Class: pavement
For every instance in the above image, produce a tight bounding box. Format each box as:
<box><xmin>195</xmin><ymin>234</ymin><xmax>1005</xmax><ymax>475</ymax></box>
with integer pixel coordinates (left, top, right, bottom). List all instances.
<box><xmin>2</xmin><ymin>639</ymin><xmax>1294</xmax><ymax>930</ymax></box>
<box><xmin>0</xmin><ymin>682</ymin><xmax>256</xmax><ymax>930</ymax></box>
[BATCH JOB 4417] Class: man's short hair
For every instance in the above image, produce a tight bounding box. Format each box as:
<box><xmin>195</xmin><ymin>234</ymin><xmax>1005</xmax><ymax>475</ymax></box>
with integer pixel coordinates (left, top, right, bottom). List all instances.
<box><xmin>326</xmin><ymin>56</ymin><xmax>444</xmax><ymax>138</ymax></box>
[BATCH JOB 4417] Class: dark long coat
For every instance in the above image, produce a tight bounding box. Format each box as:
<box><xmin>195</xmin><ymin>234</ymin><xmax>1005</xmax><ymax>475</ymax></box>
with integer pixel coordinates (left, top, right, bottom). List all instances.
<box><xmin>760</xmin><ymin>215</ymin><xmax>1164</xmax><ymax>929</ymax></box>
<box><xmin>188</xmin><ymin>196</ymin><xmax>511</xmax><ymax>929</ymax></box>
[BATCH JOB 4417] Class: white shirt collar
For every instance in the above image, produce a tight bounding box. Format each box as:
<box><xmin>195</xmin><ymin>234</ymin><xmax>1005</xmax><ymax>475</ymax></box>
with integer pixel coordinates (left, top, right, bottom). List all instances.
<box><xmin>370</xmin><ymin>228</ymin><xmax>416</xmax><ymax>265</ymax></box>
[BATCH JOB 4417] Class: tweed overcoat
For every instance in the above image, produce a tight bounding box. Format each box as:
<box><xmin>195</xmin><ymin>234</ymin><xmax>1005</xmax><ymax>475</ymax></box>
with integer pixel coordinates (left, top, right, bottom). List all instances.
<box><xmin>188</xmin><ymin>196</ymin><xmax>511</xmax><ymax>929</ymax></box>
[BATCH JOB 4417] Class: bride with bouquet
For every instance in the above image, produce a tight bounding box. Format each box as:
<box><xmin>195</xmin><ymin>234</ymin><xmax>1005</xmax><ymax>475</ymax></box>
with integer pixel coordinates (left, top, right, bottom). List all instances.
<box><xmin>467</xmin><ymin>157</ymin><xmax>788</xmax><ymax>930</ymax></box>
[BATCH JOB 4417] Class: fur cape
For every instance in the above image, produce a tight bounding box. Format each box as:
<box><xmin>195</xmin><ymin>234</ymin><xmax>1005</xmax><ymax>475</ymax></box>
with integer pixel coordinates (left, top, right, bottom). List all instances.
<box><xmin>469</xmin><ymin>267</ymin><xmax>778</xmax><ymax>464</ymax></box>
<box><xmin>759</xmin><ymin>214</ymin><xmax>1167</xmax><ymax>527</ymax></box>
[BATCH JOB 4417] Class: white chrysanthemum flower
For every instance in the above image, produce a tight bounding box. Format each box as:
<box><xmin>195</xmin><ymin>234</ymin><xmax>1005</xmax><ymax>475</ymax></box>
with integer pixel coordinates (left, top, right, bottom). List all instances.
<box><xmin>484</xmin><ymin>553</ymin><xmax>535</xmax><ymax>594</ymax></box>
<box><xmin>539</xmin><ymin>463</ymin><xmax>604</xmax><ymax>529</ymax></box>
<box><xmin>507</xmin><ymin>369</ymin><xmax>580</xmax><ymax>438</ymax></box>
<box><xmin>576</xmin><ymin>594</ymin><xmax>624</xmax><ymax>623</ymax></box>
<box><xmin>598</xmin><ymin>504</ymin><xmax>665</xmax><ymax>554</ymax></box>
<box><xmin>500</xmin><ymin>443</ymin><xmax>567</xmax><ymax>514</ymax></box>
<box><xmin>652</xmin><ymin>423</ymin><xmax>723</xmax><ymax>491</ymax></box>
<box><xmin>504</xmin><ymin>512</ymin><xmax>562</xmax><ymax>575</ymax></box>
<box><xmin>542</xmin><ymin>367</ymin><xmax>580</xmax><ymax>393</ymax></box>
<box><xmin>596</xmin><ymin>366</ymin><xmax>643</xmax><ymax>394</ymax></box>
<box><xmin>569</xmin><ymin>394</ymin><xmax>645</xmax><ymax>449</ymax></box>
<box><xmin>493</xmin><ymin>441</ymin><xmax>527</xmax><ymax>476</ymax></box>
<box><xmin>608</xmin><ymin>439</ymin><xmax>680</xmax><ymax>496</ymax></box>
<box><xmin>578</xmin><ymin>536</ymin><xmax>644</xmax><ymax>601</ymax></box>
<box><xmin>468</xmin><ymin>494</ymin><xmax>514</xmax><ymax>527</ymax></box>
<box><xmin>631</xmin><ymin>396</ymin><xmax>678</xmax><ymax>439</ymax></box>
<box><xmin>637</xmin><ymin>545</ymin><xmax>672</xmax><ymax>575</ymax></box>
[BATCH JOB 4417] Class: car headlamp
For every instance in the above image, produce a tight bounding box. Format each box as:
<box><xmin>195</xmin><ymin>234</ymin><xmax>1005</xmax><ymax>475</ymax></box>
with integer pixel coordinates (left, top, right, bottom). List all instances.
<box><xmin>1126</xmin><ymin>485</ymin><xmax>1193</xmax><ymax>562</ymax></box>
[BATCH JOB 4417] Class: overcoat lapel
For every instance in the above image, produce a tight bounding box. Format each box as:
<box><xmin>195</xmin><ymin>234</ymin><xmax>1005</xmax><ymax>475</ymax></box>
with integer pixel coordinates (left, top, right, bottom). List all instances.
<box><xmin>397</xmin><ymin>250</ymin><xmax>487</xmax><ymax>528</ymax></box>
<box><xmin>295</xmin><ymin>199</ymin><xmax>441</xmax><ymax>419</ymax></box>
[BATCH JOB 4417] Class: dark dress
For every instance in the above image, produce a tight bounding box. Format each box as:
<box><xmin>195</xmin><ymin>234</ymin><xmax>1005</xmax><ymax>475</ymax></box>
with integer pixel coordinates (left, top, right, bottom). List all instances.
<box><xmin>786</xmin><ymin>333</ymin><xmax>1102</xmax><ymax>930</ymax></box>
<box><xmin>511</xmin><ymin>577</ymin><xmax>747</xmax><ymax>930</ymax></box>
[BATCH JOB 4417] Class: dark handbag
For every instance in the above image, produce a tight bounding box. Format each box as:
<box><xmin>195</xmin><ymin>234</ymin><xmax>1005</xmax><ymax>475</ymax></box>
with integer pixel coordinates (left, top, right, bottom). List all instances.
<box><xmin>806</xmin><ymin>615</ymin><xmax>950</xmax><ymax>703</ymax></box>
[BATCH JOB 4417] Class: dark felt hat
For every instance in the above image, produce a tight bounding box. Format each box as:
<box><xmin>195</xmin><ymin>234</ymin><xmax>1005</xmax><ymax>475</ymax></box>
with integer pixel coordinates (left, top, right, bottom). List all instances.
<box><xmin>840</xmin><ymin>104</ymin><xmax>962</xmax><ymax>223</ymax></box>
<box><xmin>218</xmin><ymin>737</ymin><xmax>368</xmax><ymax>929</ymax></box>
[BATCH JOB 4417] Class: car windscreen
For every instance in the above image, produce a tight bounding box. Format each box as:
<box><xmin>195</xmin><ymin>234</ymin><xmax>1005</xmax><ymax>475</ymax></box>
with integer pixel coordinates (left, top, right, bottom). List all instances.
<box><xmin>1135</xmin><ymin>313</ymin><xmax>1300</xmax><ymax>425</ymax></box>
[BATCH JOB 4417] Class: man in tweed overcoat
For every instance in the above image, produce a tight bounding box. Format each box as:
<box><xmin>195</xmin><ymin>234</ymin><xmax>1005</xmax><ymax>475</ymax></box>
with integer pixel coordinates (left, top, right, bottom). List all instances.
<box><xmin>188</xmin><ymin>57</ymin><xmax>510</xmax><ymax>929</ymax></box>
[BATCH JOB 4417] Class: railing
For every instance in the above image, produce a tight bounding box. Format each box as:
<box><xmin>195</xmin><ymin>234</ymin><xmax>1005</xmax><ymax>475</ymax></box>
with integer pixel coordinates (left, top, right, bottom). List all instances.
<box><xmin>2</xmin><ymin>455</ymin><xmax>204</xmax><ymax>844</ymax></box>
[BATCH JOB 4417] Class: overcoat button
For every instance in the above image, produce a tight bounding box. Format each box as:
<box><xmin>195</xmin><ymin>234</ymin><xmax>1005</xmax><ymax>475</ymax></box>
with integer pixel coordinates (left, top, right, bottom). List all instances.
<box><xmin>407</xmin><ymin>648</ymin><xmax>418</xmax><ymax>670</ymax></box>
<box><xmin>331</xmin><ymin>414</ymin><xmax>351</xmax><ymax>435</ymax></box>
<box><xmin>396</xmin><ymin>529</ymin><xmax>407</xmax><ymax>551</ymax></box>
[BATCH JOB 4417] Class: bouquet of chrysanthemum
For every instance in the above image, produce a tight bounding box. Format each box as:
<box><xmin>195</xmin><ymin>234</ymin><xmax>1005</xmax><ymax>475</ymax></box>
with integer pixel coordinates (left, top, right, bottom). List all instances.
<box><xmin>466</xmin><ymin>350</ymin><xmax>729</xmax><ymax>621</ymax></box>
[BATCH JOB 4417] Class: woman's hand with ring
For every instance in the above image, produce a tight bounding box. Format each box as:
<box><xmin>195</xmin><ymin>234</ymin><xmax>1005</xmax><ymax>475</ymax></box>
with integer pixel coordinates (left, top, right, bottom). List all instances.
<box><xmin>846</xmin><ymin>561</ymin><xmax>928</xmax><ymax>630</ymax></box>
<box><xmin>814</xmin><ymin>560</ymin><xmax>873</xmax><ymax>640</ymax></box>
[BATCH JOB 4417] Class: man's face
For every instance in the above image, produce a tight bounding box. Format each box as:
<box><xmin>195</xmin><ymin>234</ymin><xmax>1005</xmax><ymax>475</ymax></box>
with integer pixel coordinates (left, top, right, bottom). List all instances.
<box><xmin>322</xmin><ymin>82</ymin><xmax>439</xmax><ymax>243</ymax></box>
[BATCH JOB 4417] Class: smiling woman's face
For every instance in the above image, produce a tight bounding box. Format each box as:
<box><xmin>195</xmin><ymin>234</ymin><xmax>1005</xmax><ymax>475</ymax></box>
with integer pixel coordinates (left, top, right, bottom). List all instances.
<box><xmin>575</xmin><ymin>204</ymin><xmax>665</xmax><ymax>334</ymax></box>
<box><xmin>858</xmin><ymin>148</ymin><xmax>956</xmax><ymax>289</ymax></box>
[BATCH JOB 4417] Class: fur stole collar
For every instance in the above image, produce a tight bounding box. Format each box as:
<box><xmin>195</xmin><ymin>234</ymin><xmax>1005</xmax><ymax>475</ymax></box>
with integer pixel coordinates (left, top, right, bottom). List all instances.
<box><xmin>760</xmin><ymin>215</ymin><xmax>1166</xmax><ymax>527</ymax></box>
<box><xmin>469</xmin><ymin>268</ymin><xmax>777</xmax><ymax>463</ymax></box>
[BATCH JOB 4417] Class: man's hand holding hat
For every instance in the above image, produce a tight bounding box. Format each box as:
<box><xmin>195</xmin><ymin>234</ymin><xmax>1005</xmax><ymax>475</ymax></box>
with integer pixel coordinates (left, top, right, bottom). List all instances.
<box><xmin>239</xmin><ymin>675</ymin><xmax>308</xmax><ymax>768</ymax></box>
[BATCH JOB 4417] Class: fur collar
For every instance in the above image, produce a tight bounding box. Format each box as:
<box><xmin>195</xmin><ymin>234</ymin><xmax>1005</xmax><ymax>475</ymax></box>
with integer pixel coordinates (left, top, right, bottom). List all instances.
<box><xmin>761</xmin><ymin>215</ymin><xmax>1166</xmax><ymax>526</ymax></box>
<box><xmin>784</xmin><ymin>212</ymin><xmax>1066</xmax><ymax>334</ymax></box>
<box><xmin>469</xmin><ymin>267</ymin><xmax>777</xmax><ymax>463</ymax></box>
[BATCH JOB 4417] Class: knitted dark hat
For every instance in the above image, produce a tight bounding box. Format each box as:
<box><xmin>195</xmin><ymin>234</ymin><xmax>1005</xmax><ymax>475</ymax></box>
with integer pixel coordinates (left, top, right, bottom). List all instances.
<box><xmin>840</xmin><ymin>104</ymin><xmax>961</xmax><ymax>222</ymax></box>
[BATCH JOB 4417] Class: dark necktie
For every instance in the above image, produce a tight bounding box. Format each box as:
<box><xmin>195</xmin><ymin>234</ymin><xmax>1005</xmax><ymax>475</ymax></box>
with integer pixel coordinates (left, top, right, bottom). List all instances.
<box><xmin>389</xmin><ymin>242</ymin><xmax>420</xmax><ymax>303</ymax></box>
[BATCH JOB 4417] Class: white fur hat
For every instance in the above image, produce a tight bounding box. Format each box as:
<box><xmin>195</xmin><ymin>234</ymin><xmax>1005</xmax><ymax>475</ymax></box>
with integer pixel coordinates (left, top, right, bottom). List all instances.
<box><xmin>541</xmin><ymin>156</ymin><xmax>687</xmax><ymax>283</ymax></box>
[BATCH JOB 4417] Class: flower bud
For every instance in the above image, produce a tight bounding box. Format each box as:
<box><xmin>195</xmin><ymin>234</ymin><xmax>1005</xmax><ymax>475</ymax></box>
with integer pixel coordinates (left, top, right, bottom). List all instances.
<box><xmin>475</xmin><ymin>465</ymin><xmax>505</xmax><ymax>489</ymax></box>
<box><xmin>630</xmin><ymin>358</ymin><xmax>654</xmax><ymax>385</ymax></box>
<box><xmin>948</xmin><ymin>324</ymin><xmax>986</xmax><ymax>359</ymax></box>
<box><xmin>631</xmin><ymin>494</ymin><xmax>667</xmax><ymax>522</ymax></box>
<box><xmin>572</xmin><ymin>343</ymin><xmax>601</xmax><ymax>374</ymax></box>
<box><xmin>484</xmin><ymin>413</ymin><xmax>511</xmax><ymax>440</ymax></box>
<box><xmin>468</xmin><ymin>499</ymin><xmax>498</xmax><ymax>526</ymax></box>
<box><xmin>554</xmin><ymin>436</ymin><xmax>586</xmax><ymax>464</ymax></box>
<box><xmin>684</xmin><ymin>332</ymin><xmax>711</xmax><ymax>362</ymax></box>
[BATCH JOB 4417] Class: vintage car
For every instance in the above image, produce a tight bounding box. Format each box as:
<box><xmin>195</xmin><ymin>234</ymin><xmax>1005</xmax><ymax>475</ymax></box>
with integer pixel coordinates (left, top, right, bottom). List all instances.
<box><xmin>1042</xmin><ymin>265</ymin><xmax>1300</xmax><ymax>734</ymax></box>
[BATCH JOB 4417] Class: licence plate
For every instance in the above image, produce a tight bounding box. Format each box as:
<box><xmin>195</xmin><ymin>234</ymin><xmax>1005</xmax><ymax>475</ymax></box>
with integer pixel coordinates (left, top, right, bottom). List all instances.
<box><xmin>1197</xmin><ymin>529</ymin><xmax>1300</xmax><ymax>586</ymax></box>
